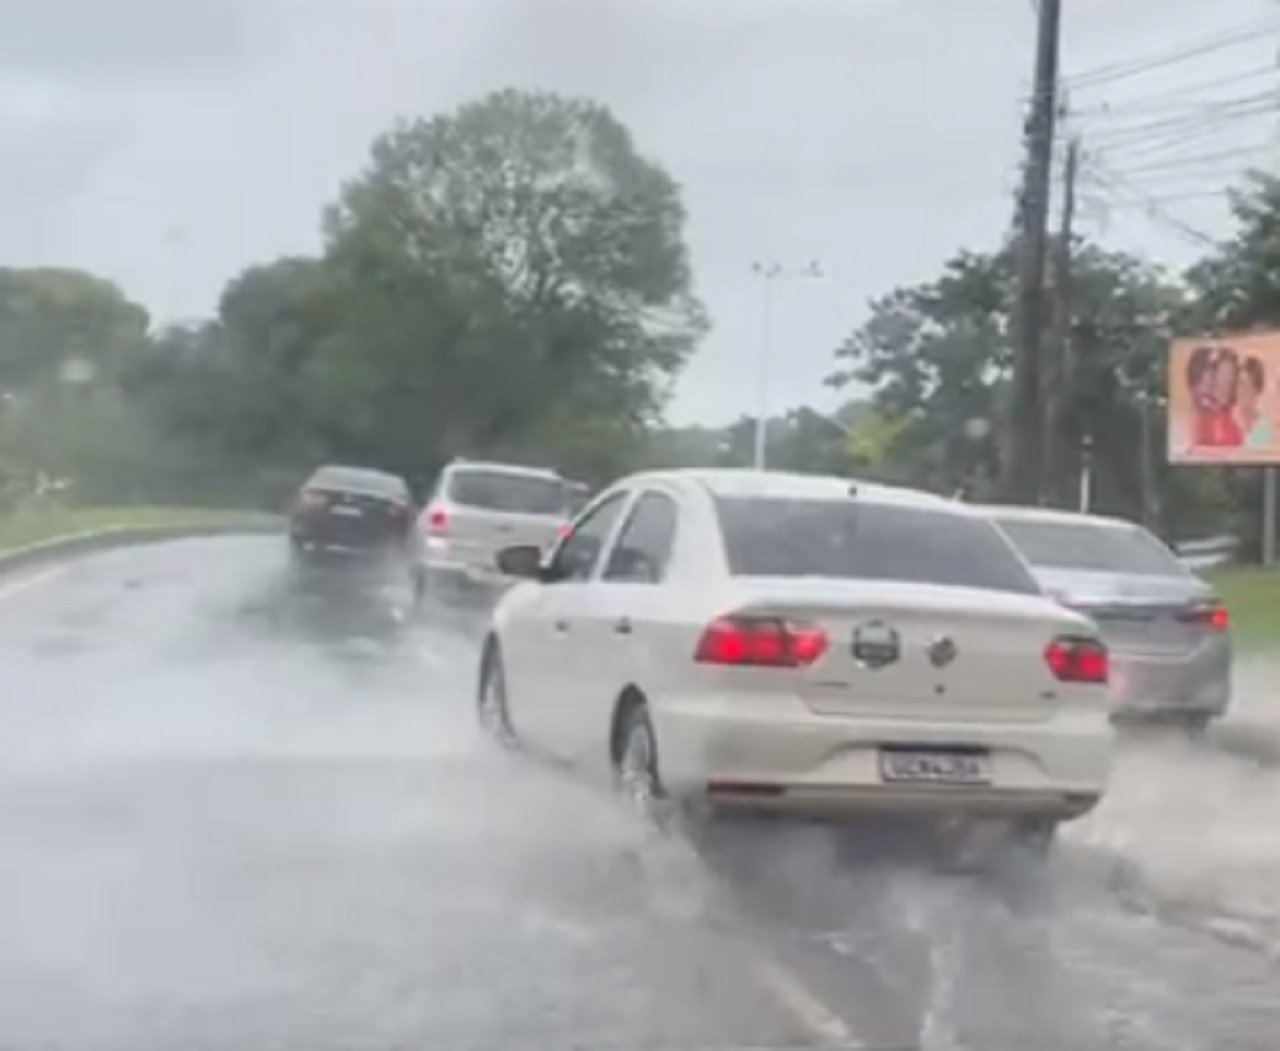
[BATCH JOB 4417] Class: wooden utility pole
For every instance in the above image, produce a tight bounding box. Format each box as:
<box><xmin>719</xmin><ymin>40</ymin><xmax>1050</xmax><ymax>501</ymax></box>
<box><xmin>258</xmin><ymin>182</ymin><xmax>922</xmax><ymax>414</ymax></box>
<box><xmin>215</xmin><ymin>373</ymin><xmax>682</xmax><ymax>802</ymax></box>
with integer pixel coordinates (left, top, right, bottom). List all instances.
<box><xmin>1044</xmin><ymin>134</ymin><xmax>1079</xmax><ymax>505</ymax></box>
<box><xmin>1003</xmin><ymin>0</ymin><xmax>1062</xmax><ymax>504</ymax></box>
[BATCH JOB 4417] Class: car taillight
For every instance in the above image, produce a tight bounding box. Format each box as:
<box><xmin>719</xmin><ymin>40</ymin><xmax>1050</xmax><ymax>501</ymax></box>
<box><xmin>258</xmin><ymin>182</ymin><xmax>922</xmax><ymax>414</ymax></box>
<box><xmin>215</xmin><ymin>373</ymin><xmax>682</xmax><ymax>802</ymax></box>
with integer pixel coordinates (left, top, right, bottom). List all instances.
<box><xmin>425</xmin><ymin>505</ymin><xmax>448</xmax><ymax>533</ymax></box>
<box><xmin>694</xmin><ymin>616</ymin><xmax>828</xmax><ymax>668</ymax></box>
<box><xmin>1177</xmin><ymin>602</ymin><xmax>1229</xmax><ymax>632</ymax></box>
<box><xmin>556</xmin><ymin>522</ymin><xmax>573</xmax><ymax>541</ymax></box>
<box><xmin>1044</xmin><ymin>636</ymin><xmax>1109</xmax><ymax>684</ymax></box>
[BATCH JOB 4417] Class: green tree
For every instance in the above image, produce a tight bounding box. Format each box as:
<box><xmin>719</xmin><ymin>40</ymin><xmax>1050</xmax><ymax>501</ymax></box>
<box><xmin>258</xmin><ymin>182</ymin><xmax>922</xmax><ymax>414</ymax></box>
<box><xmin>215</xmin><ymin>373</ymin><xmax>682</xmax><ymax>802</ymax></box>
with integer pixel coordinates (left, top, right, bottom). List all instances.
<box><xmin>0</xmin><ymin>268</ymin><xmax>148</xmax><ymax>392</ymax></box>
<box><xmin>828</xmin><ymin>242</ymin><xmax>1186</xmax><ymax>516</ymax></box>
<box><xmin>317</xmin><ymin>88</ymin><xmax>707</xmax><ymax>476</ymax></box>
<box><xmin>1187</xmin><ymin>172</ymin><xmax>1280</xmax><ymax>331</ymax></box>
<box><xmin>828</xmin><ymin>250</ymin><xmax>1011</xmax><ymax>498</ymax></box>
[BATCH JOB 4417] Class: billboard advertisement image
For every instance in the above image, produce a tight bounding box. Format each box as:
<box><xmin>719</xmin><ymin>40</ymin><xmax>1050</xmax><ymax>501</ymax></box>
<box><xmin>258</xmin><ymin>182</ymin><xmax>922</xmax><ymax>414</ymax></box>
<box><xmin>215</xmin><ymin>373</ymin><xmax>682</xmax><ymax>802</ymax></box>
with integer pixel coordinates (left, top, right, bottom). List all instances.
<box><xmin>1167</xmin><ymin>331</ymin><xmax>1280</xmax><ymax>464</ymax></box>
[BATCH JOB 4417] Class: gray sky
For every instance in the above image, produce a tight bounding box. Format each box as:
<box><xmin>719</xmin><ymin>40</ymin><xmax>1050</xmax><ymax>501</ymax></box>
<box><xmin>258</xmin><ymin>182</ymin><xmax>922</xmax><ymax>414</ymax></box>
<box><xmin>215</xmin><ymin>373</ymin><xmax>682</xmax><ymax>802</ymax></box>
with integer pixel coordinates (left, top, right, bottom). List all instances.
<box><xmin>2</xmin><ymin>0</ymin><xmax>1277</xmax><ymax>426</ymax></box>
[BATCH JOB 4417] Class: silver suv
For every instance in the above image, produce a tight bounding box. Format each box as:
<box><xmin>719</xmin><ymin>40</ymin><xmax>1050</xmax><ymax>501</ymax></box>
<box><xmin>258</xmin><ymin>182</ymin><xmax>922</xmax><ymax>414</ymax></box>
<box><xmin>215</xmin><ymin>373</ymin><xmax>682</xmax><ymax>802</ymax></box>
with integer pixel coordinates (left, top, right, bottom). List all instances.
<box><xmin>414</xmin><ymin>460</ymin><xmax>573</xmax><ymax>598</ymax></box>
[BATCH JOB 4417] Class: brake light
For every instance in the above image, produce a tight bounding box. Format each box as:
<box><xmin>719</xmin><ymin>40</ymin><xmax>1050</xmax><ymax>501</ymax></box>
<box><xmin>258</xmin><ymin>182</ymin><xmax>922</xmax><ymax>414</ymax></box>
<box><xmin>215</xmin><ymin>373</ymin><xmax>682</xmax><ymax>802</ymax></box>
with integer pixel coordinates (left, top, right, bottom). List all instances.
<box><xmin>1044</xmin><ymin>637</ymin><xmax>1109</xmax><ymax>684</ymax></box>
<box><xmin>556</xmin><ymin>522</ymin><xmax>573</xmax><ymax>541</ymax></box>
<box><xmin>425</xmin><ymin>505</ymin><xmax>448</xmax><ymax>534</ymax></box>
<box><xmin>1177</xmin><ymin>602</ymin><xmax>1229</xmax><ymax>632</ymax></box>
<box><xmin>694</xmin><ymin>617</ymin><xmax>828</xmax><ymax>668</ymax></box>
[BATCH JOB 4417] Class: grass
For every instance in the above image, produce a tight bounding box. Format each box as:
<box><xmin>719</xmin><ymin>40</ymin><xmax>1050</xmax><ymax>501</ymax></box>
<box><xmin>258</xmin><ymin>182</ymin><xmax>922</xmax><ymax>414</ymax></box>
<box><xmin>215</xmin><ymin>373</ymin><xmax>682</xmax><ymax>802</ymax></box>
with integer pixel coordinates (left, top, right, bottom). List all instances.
<box><xmin>1208</xmin><ymin>567</ymin><xmax>1280</xmax><ymax>652</ymax></box>
<box><xmin>0</xmin><ymin>504</ymin><xmax>280</xmax><ymax>554</ymax></box>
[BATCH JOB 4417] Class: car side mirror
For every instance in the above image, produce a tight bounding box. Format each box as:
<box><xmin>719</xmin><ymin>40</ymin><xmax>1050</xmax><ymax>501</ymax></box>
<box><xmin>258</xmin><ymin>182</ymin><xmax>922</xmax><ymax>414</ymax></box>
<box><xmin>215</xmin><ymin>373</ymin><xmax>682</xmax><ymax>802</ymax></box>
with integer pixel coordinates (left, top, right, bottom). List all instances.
<box><xmin>496</xmin><ymin>544</ymin><xmax>545</xmax><ymax>580</ymax></box>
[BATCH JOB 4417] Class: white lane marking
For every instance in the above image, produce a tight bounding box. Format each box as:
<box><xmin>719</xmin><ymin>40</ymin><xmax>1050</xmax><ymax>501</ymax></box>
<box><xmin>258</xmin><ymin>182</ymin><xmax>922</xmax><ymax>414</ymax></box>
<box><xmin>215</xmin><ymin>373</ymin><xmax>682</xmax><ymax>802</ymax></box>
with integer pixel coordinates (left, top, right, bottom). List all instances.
<box><xmin>752</xmin><ymin>953</ymin><xmax>862</xmax><ymax>1047</ymax></box>
<box><xmin>0</xmin><ymin>566</ymin><xmax>67</xmax><ymax>604</ymax></box>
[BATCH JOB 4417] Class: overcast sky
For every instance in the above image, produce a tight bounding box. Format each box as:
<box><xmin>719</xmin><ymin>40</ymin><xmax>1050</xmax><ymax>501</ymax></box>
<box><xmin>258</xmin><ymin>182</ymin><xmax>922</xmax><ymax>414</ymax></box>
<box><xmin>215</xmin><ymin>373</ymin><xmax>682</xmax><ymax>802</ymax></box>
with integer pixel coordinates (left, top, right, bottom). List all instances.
<box><xmin>2</xmin><ymin>0</ymin><xmax>1278</xmax><ymax>425</ymax></box>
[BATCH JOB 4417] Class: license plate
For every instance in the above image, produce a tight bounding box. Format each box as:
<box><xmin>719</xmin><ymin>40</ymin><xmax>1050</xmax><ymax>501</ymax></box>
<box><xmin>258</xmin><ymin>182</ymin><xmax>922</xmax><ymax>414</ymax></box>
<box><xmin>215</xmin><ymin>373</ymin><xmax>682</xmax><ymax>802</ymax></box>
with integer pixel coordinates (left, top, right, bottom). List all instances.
<box><xmin>880</xmin><ymin>749</ymin><xmax>991</xmax><ymax>785</ymax></box>
<box><xmin>330</xmin><ymin>505</ymin><xmax>363</xmax><ymax>518</ymax></box>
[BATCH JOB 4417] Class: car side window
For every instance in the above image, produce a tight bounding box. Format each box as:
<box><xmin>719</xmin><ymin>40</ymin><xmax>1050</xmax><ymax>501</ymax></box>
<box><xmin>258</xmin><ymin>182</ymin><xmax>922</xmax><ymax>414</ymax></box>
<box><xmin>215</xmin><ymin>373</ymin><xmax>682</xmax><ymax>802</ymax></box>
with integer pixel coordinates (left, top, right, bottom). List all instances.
<box><xmin>552</xmin><ymin>493</ymin><xmax>628</xmax><ymax>582</ymax></box>
<box><xmin>603</xmin><ymin>492</ymin><xmax>678</xmax><ymax>584</ymax></box>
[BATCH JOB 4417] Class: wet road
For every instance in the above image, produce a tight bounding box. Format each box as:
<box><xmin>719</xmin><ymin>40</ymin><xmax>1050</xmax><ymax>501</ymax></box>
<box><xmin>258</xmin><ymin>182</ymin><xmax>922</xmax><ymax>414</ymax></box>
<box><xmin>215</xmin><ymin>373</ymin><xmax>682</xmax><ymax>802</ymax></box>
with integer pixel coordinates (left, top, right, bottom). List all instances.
<box><xmin>2</xmin><ymin>536</ymin><xmax>1280</xmax><ymax>1050</ymax></box>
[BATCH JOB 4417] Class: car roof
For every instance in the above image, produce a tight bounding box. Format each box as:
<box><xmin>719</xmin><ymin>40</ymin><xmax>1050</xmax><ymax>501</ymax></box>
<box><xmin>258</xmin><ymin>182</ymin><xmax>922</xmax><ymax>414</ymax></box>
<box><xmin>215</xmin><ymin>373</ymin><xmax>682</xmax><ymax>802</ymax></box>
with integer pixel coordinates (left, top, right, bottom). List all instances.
<box><xmin>976</xmin><ymin>503</ymin><xmax>1139</xmax><ymax>531</ymax></box>
<box><xmin>311</xmin><ymin>464</ymin><xmax>405</xmax><ymax>488</ymax></box>
<box><xmin>620</xmin><ymin>468</ymin><xmax>964</xmax><ymax>512</ymax></box>
<box><xmin>444</xmin><ymin>460</ymin><xmax>563</xmax><ymax>481</ymax></box>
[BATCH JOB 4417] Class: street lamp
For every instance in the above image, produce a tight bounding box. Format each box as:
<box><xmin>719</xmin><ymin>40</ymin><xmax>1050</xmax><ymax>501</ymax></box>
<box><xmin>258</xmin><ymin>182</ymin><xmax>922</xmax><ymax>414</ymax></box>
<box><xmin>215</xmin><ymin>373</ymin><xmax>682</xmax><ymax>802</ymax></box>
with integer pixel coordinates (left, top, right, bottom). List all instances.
<box><xmin>750</xmin><ymin>260</ymin><xmax>823</xmax><ymax>470</ymax></box>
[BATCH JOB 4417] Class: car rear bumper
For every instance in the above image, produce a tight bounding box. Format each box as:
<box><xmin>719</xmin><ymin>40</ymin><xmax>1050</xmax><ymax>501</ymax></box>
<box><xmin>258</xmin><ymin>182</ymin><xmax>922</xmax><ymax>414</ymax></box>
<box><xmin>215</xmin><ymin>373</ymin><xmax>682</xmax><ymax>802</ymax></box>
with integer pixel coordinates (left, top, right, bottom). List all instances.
<box><xmin>292</xmin><ymin>523</ymin><xmax>406</xmax><ymax>552</ymax></box>
<box><xmin>651</xmin><ymin>694</ymin><xmax>1112</xmax><ymax>822</ymax></box>
<box><xmin>1106</xmin><ymin>644</ymin><xmax>1231</xmax><ymax>720</ymax></box>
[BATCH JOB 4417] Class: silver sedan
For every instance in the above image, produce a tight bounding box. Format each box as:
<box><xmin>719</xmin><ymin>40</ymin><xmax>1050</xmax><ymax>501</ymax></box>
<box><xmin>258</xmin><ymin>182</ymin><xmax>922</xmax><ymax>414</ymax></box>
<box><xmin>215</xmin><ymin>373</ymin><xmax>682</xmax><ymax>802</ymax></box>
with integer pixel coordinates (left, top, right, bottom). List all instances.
<box><xmin>984</xmin><ymin>505</ymin><xmax>1231</xmax><ymax>731</ymax></box>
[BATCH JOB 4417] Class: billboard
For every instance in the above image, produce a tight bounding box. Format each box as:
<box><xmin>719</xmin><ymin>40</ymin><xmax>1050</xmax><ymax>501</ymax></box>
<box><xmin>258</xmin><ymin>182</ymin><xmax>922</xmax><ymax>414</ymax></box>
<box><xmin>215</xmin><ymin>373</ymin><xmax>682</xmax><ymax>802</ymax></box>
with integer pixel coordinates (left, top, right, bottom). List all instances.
<box><xmin>1168</xmin><ymin>331</ymin><xmax>1280</xmax><ymax>464</ymax></box>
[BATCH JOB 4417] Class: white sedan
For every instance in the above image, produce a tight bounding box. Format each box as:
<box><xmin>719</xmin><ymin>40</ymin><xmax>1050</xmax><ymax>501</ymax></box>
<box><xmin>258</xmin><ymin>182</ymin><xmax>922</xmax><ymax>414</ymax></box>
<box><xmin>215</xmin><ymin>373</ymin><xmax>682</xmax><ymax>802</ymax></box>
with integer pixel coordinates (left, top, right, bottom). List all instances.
<box><xmin>478</xmin><ymin>469</ymin><xmax>1114</xmax><ymax>846</ymax></box>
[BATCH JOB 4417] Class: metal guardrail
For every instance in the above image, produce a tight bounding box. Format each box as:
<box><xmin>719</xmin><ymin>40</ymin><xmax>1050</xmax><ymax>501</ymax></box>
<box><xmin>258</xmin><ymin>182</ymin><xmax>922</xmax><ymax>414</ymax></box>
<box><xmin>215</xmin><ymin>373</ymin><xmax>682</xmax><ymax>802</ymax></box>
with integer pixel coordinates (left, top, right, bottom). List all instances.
<box><xmin>1174</xmin><ymin>534</ymin><xmax>1239</xmax><ymax>571</ymax></box>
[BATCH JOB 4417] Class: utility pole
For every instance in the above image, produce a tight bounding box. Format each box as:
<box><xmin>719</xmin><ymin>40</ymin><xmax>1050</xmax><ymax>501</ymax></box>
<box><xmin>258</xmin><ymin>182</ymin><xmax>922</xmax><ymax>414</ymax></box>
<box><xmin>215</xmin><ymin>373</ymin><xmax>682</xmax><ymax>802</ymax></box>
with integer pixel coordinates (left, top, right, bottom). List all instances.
<box><xmin>1004</xmin><ymin>0</ymin><xmax>1062</xmax><ymax>504</ymax></box>
<box><xmin>750</xmin><ymin>260</ymin><xmax>823</xmax><ymax>470</ymax></box>
<box><xmin>1043</xmin><ymin>133</ymin><xmax>1079</xmax><ymax>506</ymax></box>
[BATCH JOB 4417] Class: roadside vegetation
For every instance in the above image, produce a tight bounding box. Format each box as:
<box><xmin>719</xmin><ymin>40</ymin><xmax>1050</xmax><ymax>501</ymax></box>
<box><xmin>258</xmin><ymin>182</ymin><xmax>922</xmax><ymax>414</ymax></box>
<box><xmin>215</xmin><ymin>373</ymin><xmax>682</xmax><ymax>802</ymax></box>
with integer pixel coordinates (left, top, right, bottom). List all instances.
<box><xmin>1209</xmin><ymin>567</ymin><xmax>1280</xmax><ymax>652</ymax></box>
<box><xmin>2</xmin><ymin>86</ymin><xmax>1279</xmax><ymax>561</ymax></box>
<box><xmin>0</xmin><ymin>504</ymin><xmax>279</xmax><ymax>555</ymax></box>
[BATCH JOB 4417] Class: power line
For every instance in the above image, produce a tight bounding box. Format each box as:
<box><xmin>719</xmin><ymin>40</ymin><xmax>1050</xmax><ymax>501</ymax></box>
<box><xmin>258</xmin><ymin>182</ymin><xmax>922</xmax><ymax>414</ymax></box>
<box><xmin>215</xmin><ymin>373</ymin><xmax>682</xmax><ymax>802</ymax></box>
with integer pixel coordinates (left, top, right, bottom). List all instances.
<box><xmin>1110</xmin><ymin>142</ymin><xmax>1277</xmax><ymax>175</ymax></box>
<box><xmin>1066</xmin><ymin>19</ymin><xmax>1280</xmax><ymax>90</ymax></box>
<box><xmin>1109</xmin><ymin>118</ymin><xmax>1266</xmax><ymax>162</ymax></box>
<box><xmin>1081</xmin><ymin>160</ymin><xmax>1220</xmax><ymax>246</ymax></box>
<box><xmin>1091</xmin><ymin>188</ymin><xmax>1230</xmax><ymax>206</ymax></box>
<box><xmin>1068</xmin><ymin>64</ymin><xmax>1279</xmax><ymax>117</ymax></box>
<box><xmin>1082</xmin><ymin>94</ymin><xmax>1280</xmax><ymax>146</ymax></box>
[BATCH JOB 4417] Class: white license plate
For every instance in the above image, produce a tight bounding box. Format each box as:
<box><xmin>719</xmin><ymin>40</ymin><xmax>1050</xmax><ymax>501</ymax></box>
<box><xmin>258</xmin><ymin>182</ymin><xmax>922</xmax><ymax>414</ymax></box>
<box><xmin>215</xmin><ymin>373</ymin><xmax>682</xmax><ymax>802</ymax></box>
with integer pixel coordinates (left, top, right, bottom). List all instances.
<box><xmin>330</xmin><ymin>505</ymin><xmax>364</xmax><ymax>518</ymax></box>
<box><xmin>880</xmin><ymin>749</ymin><xmax>991</xmax><ymax>785</ymax></box>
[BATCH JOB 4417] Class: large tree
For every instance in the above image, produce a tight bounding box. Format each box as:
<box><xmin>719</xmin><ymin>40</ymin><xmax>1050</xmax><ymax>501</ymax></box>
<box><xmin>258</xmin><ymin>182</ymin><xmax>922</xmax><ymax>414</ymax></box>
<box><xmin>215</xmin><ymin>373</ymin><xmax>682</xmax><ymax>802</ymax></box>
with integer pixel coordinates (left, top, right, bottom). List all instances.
<box><xmin>317</xmin><ymin>88</ymin><xmax>707</xmax><ymax>477</ymax></box>
<box><xmin>0</xmin><ymin>268</ymin><xmax>148</xmax><ymax>392</ymax></box>
<box><xmin>827</xmin><ymin>242</ymin><xmax>1186</xmax><ymax>518</ymax></box>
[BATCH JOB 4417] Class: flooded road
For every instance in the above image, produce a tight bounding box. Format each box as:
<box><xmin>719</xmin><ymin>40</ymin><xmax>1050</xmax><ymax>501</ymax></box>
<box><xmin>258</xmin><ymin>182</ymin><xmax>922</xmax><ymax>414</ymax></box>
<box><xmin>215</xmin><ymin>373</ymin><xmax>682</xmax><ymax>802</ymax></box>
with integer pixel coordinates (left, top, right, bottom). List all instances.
<box><xmin>1</xmin><ymin>536</ymin><xmax>1278</xmax><ymax>1049</ymax></box>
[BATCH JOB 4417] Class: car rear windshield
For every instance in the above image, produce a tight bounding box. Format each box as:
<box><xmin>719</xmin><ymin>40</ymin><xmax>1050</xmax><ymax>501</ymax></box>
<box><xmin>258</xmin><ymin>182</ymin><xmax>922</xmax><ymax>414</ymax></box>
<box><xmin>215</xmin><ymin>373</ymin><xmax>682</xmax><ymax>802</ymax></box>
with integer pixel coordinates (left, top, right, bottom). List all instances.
<box><xmin>714</xmin><ymin>496</ymin><xmax>1040</xmax><ymax>594</ymax></box>
<box><xmin>309</xmin><ymin>466</ymin><xmax>408</xmax><ymax>500</ymax></box>
<box><xmin>446</xmin><ymin>469</ymin><xmax>567</xmax><ymax>515</ymax></box>
<box><xmin>994</xmin><ymin>518</ymin><xmax>1186</xmax><ymax>577</ymax></box>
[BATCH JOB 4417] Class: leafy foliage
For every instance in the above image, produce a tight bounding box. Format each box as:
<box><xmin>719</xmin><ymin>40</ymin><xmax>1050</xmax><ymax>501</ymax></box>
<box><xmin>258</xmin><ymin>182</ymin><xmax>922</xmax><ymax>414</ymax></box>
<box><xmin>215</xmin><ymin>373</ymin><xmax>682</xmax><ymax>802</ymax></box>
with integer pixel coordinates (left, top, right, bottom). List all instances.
<box><xmin>828</xmin><ymin>240</ymin><xmax>1203</xmax><ymax>528</ymax></box>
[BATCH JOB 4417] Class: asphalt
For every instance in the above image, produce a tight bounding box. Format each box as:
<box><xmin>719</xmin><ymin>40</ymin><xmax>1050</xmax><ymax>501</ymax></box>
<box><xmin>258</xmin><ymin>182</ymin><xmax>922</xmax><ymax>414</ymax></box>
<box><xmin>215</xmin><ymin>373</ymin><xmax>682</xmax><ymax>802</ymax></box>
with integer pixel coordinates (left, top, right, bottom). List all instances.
<box><xmin>2</xmin><ymin>536</ymin><xmax>1280</xmax><ymax>1050</ymax></box>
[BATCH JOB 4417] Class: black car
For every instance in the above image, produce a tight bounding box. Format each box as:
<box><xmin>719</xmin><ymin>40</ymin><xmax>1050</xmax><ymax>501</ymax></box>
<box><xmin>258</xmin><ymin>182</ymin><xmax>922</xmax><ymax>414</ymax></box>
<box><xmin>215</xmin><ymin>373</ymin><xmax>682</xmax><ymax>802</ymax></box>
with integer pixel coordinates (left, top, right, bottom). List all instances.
<box><xmin>289</xmin><ymin>465</ymin><xmax>413</xmax><ymax>562</ymax></box>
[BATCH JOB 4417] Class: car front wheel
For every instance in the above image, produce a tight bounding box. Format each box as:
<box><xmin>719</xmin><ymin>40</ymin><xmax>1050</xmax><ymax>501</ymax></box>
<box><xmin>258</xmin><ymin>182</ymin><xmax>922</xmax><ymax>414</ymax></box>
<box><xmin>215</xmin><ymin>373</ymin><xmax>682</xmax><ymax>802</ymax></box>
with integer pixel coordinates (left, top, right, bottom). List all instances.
<box><xmin>477</xmin><ymin>644</ymin><xmax>517</xmax><ymax>749</ymax></box>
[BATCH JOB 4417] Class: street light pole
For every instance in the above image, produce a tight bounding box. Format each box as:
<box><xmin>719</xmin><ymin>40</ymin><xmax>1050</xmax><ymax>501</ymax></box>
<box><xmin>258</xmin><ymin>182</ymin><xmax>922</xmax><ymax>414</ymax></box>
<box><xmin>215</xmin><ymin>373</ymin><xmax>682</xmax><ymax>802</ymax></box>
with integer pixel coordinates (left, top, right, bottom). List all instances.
<box><xmin>750</xmin><ymin>260</ymin><xmax>822</xmax><ymax>470</ymax></box>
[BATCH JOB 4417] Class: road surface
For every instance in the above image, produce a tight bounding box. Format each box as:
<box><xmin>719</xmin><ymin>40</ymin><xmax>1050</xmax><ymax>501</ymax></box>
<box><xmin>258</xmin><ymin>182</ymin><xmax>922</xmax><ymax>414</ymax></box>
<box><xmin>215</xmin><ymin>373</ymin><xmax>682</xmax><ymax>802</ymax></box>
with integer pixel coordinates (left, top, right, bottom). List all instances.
<box><xmin>2</xmin><ymin>536</ymin><xmax>1279</xmax><ymax>1050</ymax></box>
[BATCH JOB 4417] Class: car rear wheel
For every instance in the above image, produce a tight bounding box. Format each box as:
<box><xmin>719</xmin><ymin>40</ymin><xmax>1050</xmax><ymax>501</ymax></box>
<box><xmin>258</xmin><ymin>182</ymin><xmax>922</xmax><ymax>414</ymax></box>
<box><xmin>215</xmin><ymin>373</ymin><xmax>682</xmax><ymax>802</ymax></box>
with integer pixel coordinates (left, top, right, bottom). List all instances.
<box><xmin>477</xmin><ymin>644</ymin><xmax>517</xmax><ymax>749</ymax></box>
<box><xmin>615</xmin><ymin>703</ymin><xmax>681</xmax><ymax>831</ymax></box>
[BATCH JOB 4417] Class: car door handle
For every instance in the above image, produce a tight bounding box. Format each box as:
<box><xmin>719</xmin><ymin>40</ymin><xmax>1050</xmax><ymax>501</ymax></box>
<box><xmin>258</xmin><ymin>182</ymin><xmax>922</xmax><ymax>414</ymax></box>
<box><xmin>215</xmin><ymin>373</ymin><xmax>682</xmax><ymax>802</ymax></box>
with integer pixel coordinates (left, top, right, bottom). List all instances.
<box><xmin>554</xmin><ymin>619</ymin><xmax>569</xmax><ymax>634</ymax></box>
<box><xmin>614</xmin><ymin>617</ymin><xmax>633</xmax><ymax>636</ymax></box>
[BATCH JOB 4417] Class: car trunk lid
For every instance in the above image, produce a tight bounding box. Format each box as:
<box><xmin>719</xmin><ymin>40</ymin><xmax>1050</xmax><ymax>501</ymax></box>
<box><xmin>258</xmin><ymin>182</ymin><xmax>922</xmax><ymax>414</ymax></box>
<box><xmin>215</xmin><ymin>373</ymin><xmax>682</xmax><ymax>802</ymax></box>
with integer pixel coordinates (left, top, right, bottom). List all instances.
<box><xmin>438</xmin><ymin>505</ymin><xmax>566</xmax><ymax>568</ymax></box>
<box><xmin>300</xmin><ymin>487</ymin><xmax>407</xmax><ymax>547</ymax></box>
<box><xmin>1034</xmin><ymin>568</ymin><xmax>1220</xmax><ymax>656</ymax></box>
<box><xmin>720</xmin><ymin>578</ymin><xmax>1086</xmax><ymax>723</ymax></box>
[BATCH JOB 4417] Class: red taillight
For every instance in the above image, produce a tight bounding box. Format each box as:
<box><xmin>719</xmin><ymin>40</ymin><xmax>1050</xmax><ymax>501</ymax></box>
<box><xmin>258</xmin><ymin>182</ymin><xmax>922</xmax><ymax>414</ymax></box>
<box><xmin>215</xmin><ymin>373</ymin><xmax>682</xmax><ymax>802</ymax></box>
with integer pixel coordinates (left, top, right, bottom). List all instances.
<box><xmin>1044</xmin><ymin>636</ymin><xmax>1109</xmax><ymax>684</ymax></box>
<box><xmin>1177</xmin><ymin>602</ymin><xmax>1229</xmax><ymax>632</ymax></box>
<box><xmin>425</xmin><ymin>505</ymin><xmax>448</xmax><ymax>533</ymax></box>
<box><xmin>556</xmin><ymin>521</ymin><xmax>573</xmax><ymax>541</ymax></box>
<box><xmin>694</xmin><ymin>616</ymin><xmax>828</xmax><ymax>668</ymax></box>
